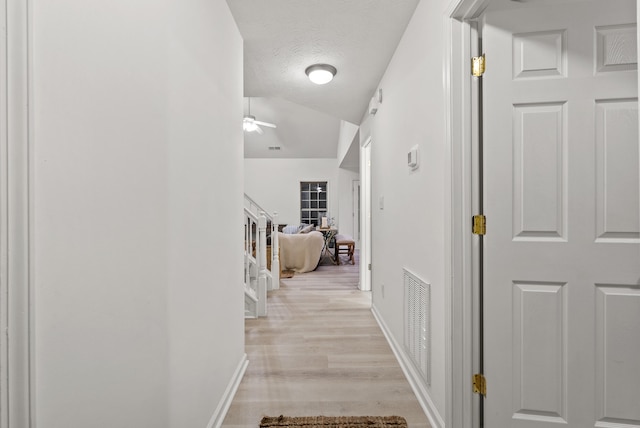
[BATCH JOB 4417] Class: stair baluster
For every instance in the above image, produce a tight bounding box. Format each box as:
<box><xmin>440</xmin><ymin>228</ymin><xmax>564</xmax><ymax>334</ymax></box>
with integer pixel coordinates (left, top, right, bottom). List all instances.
<box><xmin>257</xmin><ymin>213</ymin><xmax>268</xmax><ymax>317</ymax></box>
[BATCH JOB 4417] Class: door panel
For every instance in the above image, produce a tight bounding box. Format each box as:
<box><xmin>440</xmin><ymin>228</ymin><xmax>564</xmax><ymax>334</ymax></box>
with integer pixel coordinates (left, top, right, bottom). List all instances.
<box><xmin>512</xmin><ymin>101</ymin><xmax>567</xmax><ymax>240</ymax></box>
<box><xmin>482</xmin><ymin>1</ymin><xmax>640</xmax><ymax>427</ymax></box>
<box><xmin>595</xmin><ymin>99</ymin><xmax>639</xmax><ymax>241</ymax></box>
<box><xmin>511</xmin><ymin>281</ymin><xmax>567</xmax><ymax>423</ymax></box>
<box><xmin>595</xmin><ymin>285</ymin><xmax>640</xmax><ymax>424</ymax></box>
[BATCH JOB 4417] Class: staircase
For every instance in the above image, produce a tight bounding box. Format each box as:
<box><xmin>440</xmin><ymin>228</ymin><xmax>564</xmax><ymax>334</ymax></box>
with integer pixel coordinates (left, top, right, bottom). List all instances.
<box><xmin>244</xmin><ymin>194</ymin><xmax>280</xmax><ymax>318</ymax></box>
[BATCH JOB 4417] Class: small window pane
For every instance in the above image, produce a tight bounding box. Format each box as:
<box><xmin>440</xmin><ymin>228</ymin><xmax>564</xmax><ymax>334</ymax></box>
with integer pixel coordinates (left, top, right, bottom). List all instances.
<box><xmin>300</xmin><ymin>181</ymin><xmax>328</xmax><ymax>225</ymax></box>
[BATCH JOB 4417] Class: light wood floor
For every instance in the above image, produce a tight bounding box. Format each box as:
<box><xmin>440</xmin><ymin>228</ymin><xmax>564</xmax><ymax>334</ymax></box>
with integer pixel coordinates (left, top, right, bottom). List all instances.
<box><xmin>222</xmin><ymin>251</ymin><xmax>431</xmax><ymax>427</ymax></box>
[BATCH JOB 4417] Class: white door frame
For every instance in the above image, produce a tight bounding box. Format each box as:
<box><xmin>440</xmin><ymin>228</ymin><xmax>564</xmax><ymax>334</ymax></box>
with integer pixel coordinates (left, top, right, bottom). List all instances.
<box><xmin>445</xmin><ymin>0</ymin><xmax>490</xmax><ymax>427</ymax></box>
<box><xmin>1</xmin><ymin>1</ymin><xmax>8</xmax><ymax>424</ymax></box>
<box><xmin>2</xmin><ymin>0</ymin><xmax>34</xmax><ymax>427</ymax></box>
<box><xmin>352</xmin><ymin>179</ymin><xmax>360</xmax><ymax>248</ymax></box>
<box><xmin>360</xmin><ymin>137</ymin><xmax>372</xmax><ymax>292</ymax></box>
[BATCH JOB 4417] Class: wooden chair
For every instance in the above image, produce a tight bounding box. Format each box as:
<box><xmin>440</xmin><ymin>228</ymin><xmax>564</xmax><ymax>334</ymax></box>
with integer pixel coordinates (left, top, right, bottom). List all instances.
<box><xmin>334</xmin><ymin>234</ymin><xmax>355</xmax><ymax>265</ymax></box>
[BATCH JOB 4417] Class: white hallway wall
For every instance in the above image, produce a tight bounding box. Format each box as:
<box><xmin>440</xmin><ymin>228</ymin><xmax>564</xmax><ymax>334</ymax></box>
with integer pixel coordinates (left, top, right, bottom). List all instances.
<box><xmin>336</xmin><ymin>120</ymin><xmax>359</xmax><ymax>167</ymax></box>
<box><xmin>360</xmin><ymin>0</ymin><xmax>450</xmax><ymax>424</ymax></box>
<box><xmin>244</xmin><ymin>158</ymin><xmax>358</xmax><ymax>241</ymax></box>
<box><xmin>32</xmin><ymin>0</ymin><xmax>245</xmax><ymax>426</ymax></box>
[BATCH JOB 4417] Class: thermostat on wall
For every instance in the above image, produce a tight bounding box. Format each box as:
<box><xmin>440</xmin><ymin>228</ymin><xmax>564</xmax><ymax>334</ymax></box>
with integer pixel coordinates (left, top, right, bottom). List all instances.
<box><xmin>408</xmin><ymin>145</ymin><xmax>419</xmax><ymax>170</ymax></box>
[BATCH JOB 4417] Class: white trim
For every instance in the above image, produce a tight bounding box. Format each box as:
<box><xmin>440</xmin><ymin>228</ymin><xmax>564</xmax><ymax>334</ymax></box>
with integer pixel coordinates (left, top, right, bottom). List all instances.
<box><xmin>371</xmin><ymin>304</ymin><xmax>444</xmax><ymax>428</ymax></box>
<box><xmin>0</xmin><ymin>0</ymin><xmax>9</xmax><ymax>425</ymax></box>
<box><xmin>359</xmin><ymin>137</ymin><xmax>372</xmax><ymax>292</ymax></box>
<box><xmin>468</xmin><ymin>21</ymin><xmax>483</xmax><ymax>428</ymax></box>
<box><xmin>442</xmin><ymin>5</ymin><xmax>455</xmax><ymax>428</ymax></box>
<box><xmin>206</xmin><ymin>353</ymin><xmax>249</xmax><ymax>428</ymax></box>
<box><xmin>446</xmin><ymin>1</ymin><xmax>487</xmax><ymax>427</ymax></box>
<box><xmin>6</xmin><ymin>0</ymin><xmax>33</xmax><ymax>426</ymax></box>
<box><xmin>450</xmin><ymin>0</ymin><xmax>490</xmax><ymax>20</ymax></box>
<box><xmin>352</xmin><ymin>179</ymin><xmax>360</xmax><ymax>248</ymax></box>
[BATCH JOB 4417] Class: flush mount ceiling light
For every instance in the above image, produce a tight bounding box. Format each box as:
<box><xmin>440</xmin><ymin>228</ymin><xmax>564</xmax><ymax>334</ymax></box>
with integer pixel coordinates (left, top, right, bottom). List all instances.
<box><xmin>305</xmin><ymin>64</ymin><xmax>337</xmax><ymax>85</ymax></box>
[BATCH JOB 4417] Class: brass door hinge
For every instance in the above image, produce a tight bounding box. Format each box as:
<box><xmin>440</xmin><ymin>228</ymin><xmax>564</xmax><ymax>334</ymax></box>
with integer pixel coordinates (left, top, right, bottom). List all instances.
<box><xmin>472</xmin><ymin>215</ymin><xmax>486</xmax><ymax>235</ymax></box>
<box><xmin>472</xmin><ymin>54</ymin><xmax>486</xmax><ymax>77</ymax></box>
<box><xmin>473</xmin><ymin>373</ymin><xmax>486</xmax><ymax>396</ymax></box>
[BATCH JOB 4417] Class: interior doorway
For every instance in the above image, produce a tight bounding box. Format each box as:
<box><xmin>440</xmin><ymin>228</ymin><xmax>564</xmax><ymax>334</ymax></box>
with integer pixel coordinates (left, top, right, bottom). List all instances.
<box><xmin>360</xmin><ymin>138</ymin><xmax>372</xmax><ymax>292</ymax></box>
<box><xmin>352</xmin><ymin>179</ymin><xmax>360</xmax><ymax>248</ymax></box>
<box><xmin>481</xmin><ymin>1</ymin><xmax>639</xmax><ymax>426</ymax></box>
<box><xmin>448</xmin><ymin>1</ymin><xmax>640</xmax><ymax>427</ymax></box>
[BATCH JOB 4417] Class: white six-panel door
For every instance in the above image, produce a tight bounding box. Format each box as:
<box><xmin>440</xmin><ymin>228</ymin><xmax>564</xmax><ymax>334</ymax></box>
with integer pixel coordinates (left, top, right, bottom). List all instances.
<box><xmin>482</xmin><ymin>1</ymin><xmax>640</xmax><ymax>427</ymax></box>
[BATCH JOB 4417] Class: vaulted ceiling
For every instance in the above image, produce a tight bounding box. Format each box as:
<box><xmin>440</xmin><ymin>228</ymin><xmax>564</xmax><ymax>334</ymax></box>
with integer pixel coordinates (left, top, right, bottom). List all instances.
<box><xmin>226</xmin><ymin>0</ymin><xmax>420</xmax><ymax>159</ymax></box>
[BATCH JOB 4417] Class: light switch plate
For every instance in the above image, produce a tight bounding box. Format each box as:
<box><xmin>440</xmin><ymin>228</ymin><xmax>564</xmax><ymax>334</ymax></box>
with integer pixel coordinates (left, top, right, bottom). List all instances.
<box><xmin>408</xmin><ymin>145</ymin><xmax>419</xmax><ymax>169</ymax></box>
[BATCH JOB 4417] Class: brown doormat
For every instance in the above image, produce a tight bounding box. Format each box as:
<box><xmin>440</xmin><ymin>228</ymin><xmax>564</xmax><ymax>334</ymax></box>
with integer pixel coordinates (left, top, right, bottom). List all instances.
<box><xmin>260</xmin><ymin>415</ymin><xmax>408</xmax><ymax>427</ymax></box>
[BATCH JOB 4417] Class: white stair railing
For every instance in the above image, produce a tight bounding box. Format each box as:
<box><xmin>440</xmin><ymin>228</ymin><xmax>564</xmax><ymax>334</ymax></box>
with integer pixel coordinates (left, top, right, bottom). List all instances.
<box><xmin>244</xmin><ymin>208</ymin><xmax>259</xmax><ymax>318</ymax></box>
<box><xmin>257</xmin><ymin>214</ymin><xmax>268</xmax><ymax>317</ymax></box>
<box><xmin>270</xmin><ymin>212</ymin><xmax>280</xmax><ymax>289</ymax></box>
<box><xmin>243</xmin><ymin>194</ymin><xmax>281</xmax><ymax>318</ymax></box>
<box><xmin>244</xmin><ymin>194</ymin><xmax>280</xmax><ymax>290</ymax></box>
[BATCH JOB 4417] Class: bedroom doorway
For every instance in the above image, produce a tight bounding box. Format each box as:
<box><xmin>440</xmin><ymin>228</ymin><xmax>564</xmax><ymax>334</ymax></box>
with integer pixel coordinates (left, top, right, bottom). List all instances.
<box><xmin>448</xmin><ymin>1</ymin><xmax>640</xmax><ymax>427</ymax></box>
<box><xmin>352</xmin><ymin>179</ymin><xmax>360</xmax><ymax>247</ymax></box>
<box><xmin>481</xmin><ymin>2</ymin><xmax>639</xmax><ymax>426</ymax></box>
<box><xmin>360</xmin><ymin>138</ymin><xmax>372</xmax><ymax>292</ymax></box>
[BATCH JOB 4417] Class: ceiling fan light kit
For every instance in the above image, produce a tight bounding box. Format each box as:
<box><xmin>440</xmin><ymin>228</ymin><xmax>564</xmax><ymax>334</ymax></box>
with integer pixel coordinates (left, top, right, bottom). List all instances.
<box><xmin>305</xmin><ymin>64</ymin><xmax>337</xmax><ymax>85</ymax></box>
<box><xmin>243</xmin><ymin>115</ymin><xmax>259</xmax><ymax>132</ymax></box>
<box><xmin>243</xmin><ymin>98</ymin><xmax>277</xmax><ymax>134</ymax></box>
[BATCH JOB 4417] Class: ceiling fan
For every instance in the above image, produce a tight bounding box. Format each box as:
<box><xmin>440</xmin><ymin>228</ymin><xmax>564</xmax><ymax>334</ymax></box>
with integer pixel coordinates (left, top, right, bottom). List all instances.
<box><xmin>243</xmin><ymin>98</ymin><xmax>276</xmax><ymax>134</ymax></box>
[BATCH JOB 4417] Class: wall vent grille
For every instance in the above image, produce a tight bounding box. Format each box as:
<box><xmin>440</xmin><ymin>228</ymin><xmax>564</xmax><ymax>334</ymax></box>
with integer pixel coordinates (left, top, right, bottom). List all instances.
<box><xmin>403</xmin><ymin>268</ymin><xmax>431</xmax><ymax>385</ymax></box>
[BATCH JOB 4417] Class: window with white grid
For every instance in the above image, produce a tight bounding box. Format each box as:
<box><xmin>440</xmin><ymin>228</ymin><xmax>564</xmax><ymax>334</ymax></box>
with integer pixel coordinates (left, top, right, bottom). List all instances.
<box><xmin>300</xmin><ymin>181</ymin><xmax>327</xmax><ymax>226</ymax></box>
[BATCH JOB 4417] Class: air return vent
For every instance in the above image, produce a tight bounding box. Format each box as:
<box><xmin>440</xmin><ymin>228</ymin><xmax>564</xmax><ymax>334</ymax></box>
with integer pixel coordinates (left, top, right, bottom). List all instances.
<box><xmin>403</xmin><ymin>268</ymin><xmax>431</xmax><ymax>385</ymax></box>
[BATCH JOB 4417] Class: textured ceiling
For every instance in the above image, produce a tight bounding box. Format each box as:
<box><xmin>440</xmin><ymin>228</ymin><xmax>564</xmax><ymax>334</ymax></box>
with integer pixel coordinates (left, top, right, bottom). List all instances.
<box><xmin>227</xmin><ymin>0</ymin><xmax>420</xmax><ymax>159</ymax></box>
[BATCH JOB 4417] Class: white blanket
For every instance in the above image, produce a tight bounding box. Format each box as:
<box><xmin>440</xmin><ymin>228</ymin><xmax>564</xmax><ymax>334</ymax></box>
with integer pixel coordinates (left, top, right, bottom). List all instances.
<box><xmin>278</xmin><ymin>231</ymin><xmax>324</xmax><ymax>273</ymax></box>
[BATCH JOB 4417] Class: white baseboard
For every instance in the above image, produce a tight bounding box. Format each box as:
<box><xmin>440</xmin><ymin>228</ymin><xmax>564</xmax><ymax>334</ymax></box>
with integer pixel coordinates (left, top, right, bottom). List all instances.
<box><xmin>207</xmin><ymin>353</ymin><xmax>249</xmax><ymax>428</ymax></box>
<box><xmin>371</xmin><ymin>304</ymin><xmax>445</xmax><ymax>428</ymax></box>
